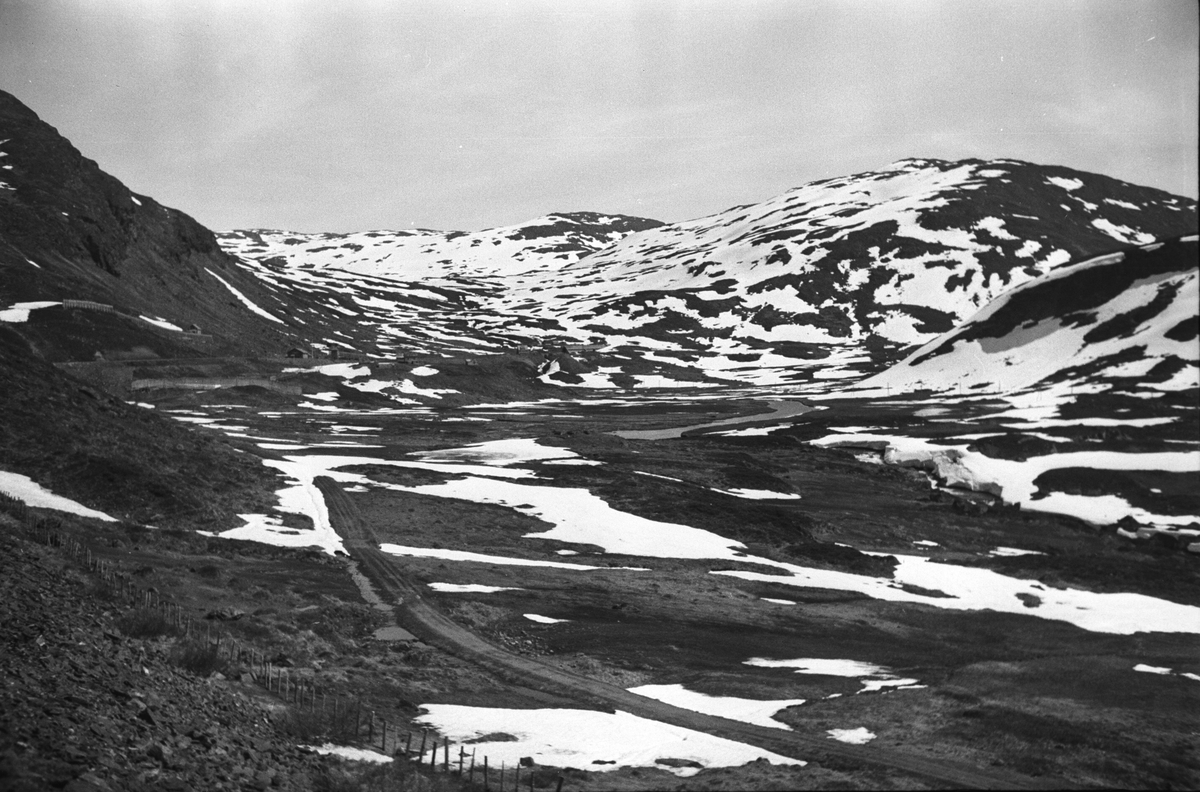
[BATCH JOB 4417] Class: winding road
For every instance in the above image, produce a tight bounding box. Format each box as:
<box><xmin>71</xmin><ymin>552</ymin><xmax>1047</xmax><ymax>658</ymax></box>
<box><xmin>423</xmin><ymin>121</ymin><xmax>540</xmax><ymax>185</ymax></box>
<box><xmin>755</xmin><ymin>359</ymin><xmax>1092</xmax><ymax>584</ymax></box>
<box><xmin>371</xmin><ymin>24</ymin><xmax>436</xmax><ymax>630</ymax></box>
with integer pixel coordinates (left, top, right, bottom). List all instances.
<box><xmin>316</xmin><ymin>476</ymin><xmax>1047</xmax><ymax>790</ymax></box>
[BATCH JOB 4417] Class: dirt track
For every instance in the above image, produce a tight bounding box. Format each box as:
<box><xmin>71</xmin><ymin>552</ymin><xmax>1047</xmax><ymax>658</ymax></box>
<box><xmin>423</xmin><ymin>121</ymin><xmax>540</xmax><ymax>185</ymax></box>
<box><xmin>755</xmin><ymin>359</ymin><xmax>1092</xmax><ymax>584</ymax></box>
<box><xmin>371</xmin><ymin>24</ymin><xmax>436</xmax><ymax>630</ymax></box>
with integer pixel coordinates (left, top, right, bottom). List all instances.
<box><xmin>315</xmin><ymin>476</ymin><xmax>1051</xmax><ymax>790</ymax></box>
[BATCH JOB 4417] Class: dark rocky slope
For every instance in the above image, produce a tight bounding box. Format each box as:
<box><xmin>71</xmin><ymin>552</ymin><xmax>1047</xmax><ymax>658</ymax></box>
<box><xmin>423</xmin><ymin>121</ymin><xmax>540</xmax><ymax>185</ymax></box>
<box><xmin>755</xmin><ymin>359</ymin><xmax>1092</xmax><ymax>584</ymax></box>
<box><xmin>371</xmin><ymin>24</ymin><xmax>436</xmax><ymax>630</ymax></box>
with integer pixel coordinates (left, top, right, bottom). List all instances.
<box><xmin>0</xmin><ymin>527</ymin><xmax>327</xmax><ymax>791</ymax></box>
<box><xmin>0</xmin><ymin>327</ymin><xmax>277</xmax><ymax>530</ymax></box>
<box><xmin>0</xmin><ymin>90</ymin><xmax>297</xmax><ymax>361</ymax></box>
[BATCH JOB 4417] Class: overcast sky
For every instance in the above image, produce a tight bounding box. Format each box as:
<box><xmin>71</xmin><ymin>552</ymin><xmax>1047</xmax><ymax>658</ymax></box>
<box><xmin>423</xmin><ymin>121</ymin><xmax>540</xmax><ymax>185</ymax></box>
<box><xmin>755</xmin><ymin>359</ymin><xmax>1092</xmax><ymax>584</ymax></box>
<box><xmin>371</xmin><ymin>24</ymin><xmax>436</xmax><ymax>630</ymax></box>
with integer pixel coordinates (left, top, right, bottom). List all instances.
<box><xmin>1</xmin><ymin>0</ymin><xmax>1196</xmax><ymax>233</ymax></box>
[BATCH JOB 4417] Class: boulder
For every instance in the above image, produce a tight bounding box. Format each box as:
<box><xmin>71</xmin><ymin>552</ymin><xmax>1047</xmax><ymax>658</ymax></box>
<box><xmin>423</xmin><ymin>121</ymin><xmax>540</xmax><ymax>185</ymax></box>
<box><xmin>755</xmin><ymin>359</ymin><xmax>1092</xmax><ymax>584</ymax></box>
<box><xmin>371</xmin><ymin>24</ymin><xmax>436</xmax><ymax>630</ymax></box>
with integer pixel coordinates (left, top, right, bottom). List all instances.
<box><xmin>203</xmin><ymin>607</ymin><xmax>244</xmax><ymax>621</ymax></box>
<box><xmin>883</xmin><ymin>447</ymin><xmax>1002</xmax><ymax>498</ymax></box>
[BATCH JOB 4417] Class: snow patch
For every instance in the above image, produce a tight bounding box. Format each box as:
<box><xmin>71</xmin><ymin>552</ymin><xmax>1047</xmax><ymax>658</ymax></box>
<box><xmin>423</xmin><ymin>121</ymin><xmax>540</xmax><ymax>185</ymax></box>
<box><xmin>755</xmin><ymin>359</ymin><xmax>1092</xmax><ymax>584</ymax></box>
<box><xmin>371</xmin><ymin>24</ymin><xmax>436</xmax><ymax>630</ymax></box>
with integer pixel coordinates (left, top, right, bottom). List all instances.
<box><xmin>1046</xmin><ymin>176</ymin><xmax>1084</xmax><ymax>191</ymax></box>
<box><xmin>205</xmin><ymin>268</ymin><xmax>285</xmax><ymax>324</ymax></box>
<box><xmin>428</xmin><ymin>583</ymin><xmax>523</xmax><ymax>593</ymax></box>
<box><xmin>0</xmin><ymin>470</ymin><xmax>117</xmax><ymax>522</ymax></box>
<box><xmin>827</xmin><ymin>728</ymin><xmax>876</xmax><ymax>745</ymax></box>
<box><xmin>0</xmin><ymin>301</ymin><xmax>60</xmax><ymax>322</ymax></box>
<box><xmin>628</xmin><ymin>684</ymin><xmax>804</xmax><ymax>730</ymax></box>
<box><xmin>304</xmin><ymin>744</ymin><xmax>392</xmax><ymax>763</ymax></box>
<box><xmin>413</xmin><ymin>705</ymin><xmax>804</xmax><ymax>776</ymax></box>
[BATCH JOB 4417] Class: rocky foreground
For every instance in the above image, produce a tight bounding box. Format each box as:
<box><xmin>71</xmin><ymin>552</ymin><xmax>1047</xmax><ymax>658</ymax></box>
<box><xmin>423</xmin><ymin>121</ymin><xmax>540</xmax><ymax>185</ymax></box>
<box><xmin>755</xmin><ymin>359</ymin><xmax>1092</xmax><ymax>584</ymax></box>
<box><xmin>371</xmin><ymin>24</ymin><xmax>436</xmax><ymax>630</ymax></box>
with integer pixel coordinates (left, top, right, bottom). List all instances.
<box><xmin>0</xmin><ymin>510</ymin><xmax>467</xmax><ymax>792</ymax></box>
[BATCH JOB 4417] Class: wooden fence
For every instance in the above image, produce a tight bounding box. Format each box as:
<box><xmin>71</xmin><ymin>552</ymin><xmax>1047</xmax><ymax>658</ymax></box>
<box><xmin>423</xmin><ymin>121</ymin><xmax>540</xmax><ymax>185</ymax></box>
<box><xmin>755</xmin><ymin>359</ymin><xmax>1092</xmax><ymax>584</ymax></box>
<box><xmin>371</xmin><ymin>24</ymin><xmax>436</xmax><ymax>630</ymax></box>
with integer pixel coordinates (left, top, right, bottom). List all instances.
<box><xmin>62</xmin><ymin>299</ymin><xmax>116</xmax><ymax>314</ymax></box>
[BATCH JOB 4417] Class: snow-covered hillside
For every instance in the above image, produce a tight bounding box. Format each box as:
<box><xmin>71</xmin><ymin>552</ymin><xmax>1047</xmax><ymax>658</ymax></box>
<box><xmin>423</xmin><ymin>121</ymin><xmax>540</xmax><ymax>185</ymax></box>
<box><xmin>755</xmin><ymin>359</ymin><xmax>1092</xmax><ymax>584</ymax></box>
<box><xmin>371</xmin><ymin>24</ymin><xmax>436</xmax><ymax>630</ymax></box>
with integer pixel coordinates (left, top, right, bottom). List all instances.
<box><xmin>219</xmin><ymin>158</ymin><xmax>1196</xmax><ymax>387</ymax></box>
<box><xmin>217</xmin><ymin>212</ymin><xmax>663</xmax><ymax>282</ymax></box>
<box><xmin>538</xmin><ymin>159</ymin><xmax>1192</xmax><ymax>347</ymax></box>
<box><xmin>858</xmin><ymin>236</ymin><xmax>1199</xmax><ymax>398</ymax></box>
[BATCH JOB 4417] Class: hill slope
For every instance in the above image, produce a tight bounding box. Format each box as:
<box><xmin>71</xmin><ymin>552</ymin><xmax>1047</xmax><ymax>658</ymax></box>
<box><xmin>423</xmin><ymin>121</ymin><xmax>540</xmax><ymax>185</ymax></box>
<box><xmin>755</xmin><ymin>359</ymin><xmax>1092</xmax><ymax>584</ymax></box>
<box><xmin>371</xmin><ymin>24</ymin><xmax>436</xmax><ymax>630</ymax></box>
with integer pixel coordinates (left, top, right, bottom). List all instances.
<box><xmin>0</xmin><ymin>90</ymin><xmax>304</xmax><ymax>361</ymax></box>
<box><xmin>858</xmin><ymin>235</ymin><xmax>1199</xmax><ymax>400</ymax></box>
<box><xmin>221</xmin><ymin>158</ymin><xmax>1197</xmax><ymax>386</ymax></box>
<box><xmin>3</xmin><ymin>85</ymin><xmax>1196</xmax><ymax>389</ymax></box>
<box><xmin>548</xmin><ymin>158</ymin><xmax>1195</xmax><ymax>346</ymax></box>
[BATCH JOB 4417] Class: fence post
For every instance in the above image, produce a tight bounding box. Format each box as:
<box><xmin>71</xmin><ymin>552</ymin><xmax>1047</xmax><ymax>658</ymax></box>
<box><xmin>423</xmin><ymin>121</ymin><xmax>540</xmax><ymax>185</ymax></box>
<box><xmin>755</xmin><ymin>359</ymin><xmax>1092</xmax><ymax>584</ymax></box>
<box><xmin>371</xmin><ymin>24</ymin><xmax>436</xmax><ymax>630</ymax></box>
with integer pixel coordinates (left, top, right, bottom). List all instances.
<box><xmin>381</xmin><ymin>719</ymin><xmax>387</xmax><ymax>753</ymax></box>
<box><xmin>443</xmin><ymin>739</ymin><xmax>450</xmax><ymax>772</ymax></box>
<box><xmin>484</xmin><ymin>756</ymin><xmax>490</xmax><ymax>792</ymax></box>
<box><xmin>556</xmin><ymin>775</ymin><xmax>564</xmax><ymax>792</ymax></box>
<box><xmin>419</xmin><ymin>729</ymin><xmax>427</xmax><ymax>760</ymax></box>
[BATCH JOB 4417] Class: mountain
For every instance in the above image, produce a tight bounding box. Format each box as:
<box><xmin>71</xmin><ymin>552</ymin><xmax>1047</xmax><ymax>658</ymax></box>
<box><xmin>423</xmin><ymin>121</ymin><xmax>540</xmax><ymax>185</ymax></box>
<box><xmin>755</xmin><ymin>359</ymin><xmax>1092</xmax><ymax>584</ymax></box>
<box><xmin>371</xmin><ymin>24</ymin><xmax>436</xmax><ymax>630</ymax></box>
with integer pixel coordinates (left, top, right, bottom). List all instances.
<box><xmin>857</xmin><ymin>236</ymin><xmax>1199</xmax><ymax>400</ymax></box>
<box><xmin>220</xmin><ymin>157</ymin><xmax>1197</xmax><ymax>387</ymax></box>
<box><xmin>0</xmin><ymin>89</ymin><xmax>306</xmax><ymax>361</ymax></box>
<box><xmin>545</xmin><ymin>158</ymin><xmax>1193</xmax><ymax>346</ymax></box>
<box><xmin>2</xmin><ymin>85</ymin><xmax>1196</xmax><ymax>391</ymax></box>
<box><xmin>218</xmin><ymin>212</ymin><xmax>664</xmax><ymax>281</ymax></box>
<box><xmin>211</xmin><ymin>213</ymin><xmax>667</xmax><ymax>360</ymax></box>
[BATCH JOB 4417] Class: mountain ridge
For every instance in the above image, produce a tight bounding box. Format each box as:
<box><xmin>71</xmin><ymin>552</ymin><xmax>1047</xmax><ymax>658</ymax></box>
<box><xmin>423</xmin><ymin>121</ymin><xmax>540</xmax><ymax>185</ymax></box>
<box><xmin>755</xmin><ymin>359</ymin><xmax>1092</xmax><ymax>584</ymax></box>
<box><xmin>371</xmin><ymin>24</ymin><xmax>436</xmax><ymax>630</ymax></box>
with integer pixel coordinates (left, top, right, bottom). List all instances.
<box><xmin>2</xmin><ymin>86</ymin><xmax>1197</xmax><ymax>393</ymax></box>
<box><xmin>213</xmin><ymin>155</ymin><xmax>1197</xmax><ymax>388</ymax></box>
<box><xmin>0</xmin><ymin>89</ymin><xmax>299</xmax><ymax>361</ymax></box>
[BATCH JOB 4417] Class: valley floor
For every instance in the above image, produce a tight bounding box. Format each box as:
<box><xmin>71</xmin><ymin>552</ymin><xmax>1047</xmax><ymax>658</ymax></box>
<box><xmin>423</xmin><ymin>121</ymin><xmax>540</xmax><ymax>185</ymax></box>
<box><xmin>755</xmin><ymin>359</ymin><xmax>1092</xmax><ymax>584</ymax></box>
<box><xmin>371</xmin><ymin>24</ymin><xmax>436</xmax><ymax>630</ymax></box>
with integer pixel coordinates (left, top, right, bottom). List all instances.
<box><xmin>3</xmin><ymin>380</ymin><xmax>1199</xmax><ymax>790</ymax></box>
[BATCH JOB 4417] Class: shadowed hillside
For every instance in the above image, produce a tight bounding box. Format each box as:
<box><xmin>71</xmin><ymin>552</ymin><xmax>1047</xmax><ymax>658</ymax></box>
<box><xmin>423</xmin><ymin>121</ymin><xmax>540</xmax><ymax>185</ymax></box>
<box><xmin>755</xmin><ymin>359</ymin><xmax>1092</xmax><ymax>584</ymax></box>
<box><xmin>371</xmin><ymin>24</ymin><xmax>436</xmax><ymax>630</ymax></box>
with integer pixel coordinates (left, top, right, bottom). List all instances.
<box><xmin>0</xmin><ymin>90</ymin><xmax>299</xmax><ymax>361</ymax></box>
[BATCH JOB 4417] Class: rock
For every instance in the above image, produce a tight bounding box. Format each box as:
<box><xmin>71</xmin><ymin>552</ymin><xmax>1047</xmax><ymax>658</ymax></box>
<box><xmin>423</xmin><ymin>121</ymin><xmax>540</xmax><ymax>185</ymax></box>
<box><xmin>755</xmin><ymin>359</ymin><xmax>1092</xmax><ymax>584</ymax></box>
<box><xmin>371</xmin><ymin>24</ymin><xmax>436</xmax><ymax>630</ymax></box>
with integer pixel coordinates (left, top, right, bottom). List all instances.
<box><xmin>655</xmin><ymin>757</ymin><xmax>703</xmax><ymax>769</ymax></box>
<box><xmin>203</xmin><ymin>607</ymin><xmax>244</xmax><ymax>621</ymax></box>
<box><xmin>519</xmin><ymin>756</ymin><xmax>535</xmax><ymax>767</ymax></box>
<box><xmin>63</xmin><ymin>772</ymin><xmax>112</xmax><ymax>792</ymax></box>
<box><xmin>146</xmin><ymin>742</ymin><xmax>173</xmax><ymax>766</ymax></box>
<box><xmin>884</xmin><ymin>447</ymin><xmax>946</xmax><ymax>469</ymax></box>
<box><xmin>888</xmin><ymin>447</ymin><xmax>1003</xmax><ymax>498</ymax></box>
<box><xmin>932</xmin><ymin>455</ymin><xmax>1003</xmax><ymax>498</ymax></box>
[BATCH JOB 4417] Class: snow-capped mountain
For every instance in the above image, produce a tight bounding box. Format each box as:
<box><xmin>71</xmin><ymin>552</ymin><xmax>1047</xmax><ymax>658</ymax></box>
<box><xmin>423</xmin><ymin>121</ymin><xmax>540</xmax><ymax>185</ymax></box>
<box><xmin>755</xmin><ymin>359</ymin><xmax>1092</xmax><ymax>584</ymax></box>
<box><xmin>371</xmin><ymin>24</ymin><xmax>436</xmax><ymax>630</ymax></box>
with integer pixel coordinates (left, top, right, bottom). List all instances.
<box><xmin>218</xmin><ymin>212</ymin><xmax>664</xmax><ymax>281</ymax></box>
<box><xmin>2</xmin><ymin>82</ymin><xmax>1196</xmax><ymax>389</ymax></box>
<box><xmin>211</xmin><ymin>214</ymin><xmax>669</xmax><ymax>362</ymax></box>
<box><xmin>544</xmin><ymin>159</ymin><xmax>1193</xmax><ymax>346</ymax></box>
<box><xmin>857</xmin><ymin>236</ymin><xmax>1199</xmax><ymax>398</ymax></box>
<box><xmin>219</xmin><ymin>157</ymin><xmax>1196</xmax><ymax>386</ymax></box>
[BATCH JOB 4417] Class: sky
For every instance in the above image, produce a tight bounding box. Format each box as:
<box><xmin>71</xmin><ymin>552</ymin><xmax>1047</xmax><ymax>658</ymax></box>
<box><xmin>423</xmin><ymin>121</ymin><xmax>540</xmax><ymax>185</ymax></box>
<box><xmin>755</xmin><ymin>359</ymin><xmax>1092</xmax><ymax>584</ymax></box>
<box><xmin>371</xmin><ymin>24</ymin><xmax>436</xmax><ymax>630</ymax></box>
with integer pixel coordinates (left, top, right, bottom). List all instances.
<box><xmin>0</xmin><ymin>0</ymin><xmax>1196</xmax><ymax>233</ymax></box>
